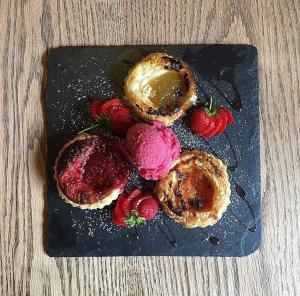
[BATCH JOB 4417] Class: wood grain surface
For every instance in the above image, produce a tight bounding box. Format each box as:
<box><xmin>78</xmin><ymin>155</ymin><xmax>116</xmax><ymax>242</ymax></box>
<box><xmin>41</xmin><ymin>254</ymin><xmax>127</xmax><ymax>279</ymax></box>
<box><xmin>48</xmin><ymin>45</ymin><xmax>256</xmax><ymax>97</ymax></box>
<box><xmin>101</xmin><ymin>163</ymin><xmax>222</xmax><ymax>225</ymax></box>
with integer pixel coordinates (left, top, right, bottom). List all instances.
<box><xmin>0</xmin><ymin>0</ymin><xmax>299</xmax><ymax>295</ymax></box>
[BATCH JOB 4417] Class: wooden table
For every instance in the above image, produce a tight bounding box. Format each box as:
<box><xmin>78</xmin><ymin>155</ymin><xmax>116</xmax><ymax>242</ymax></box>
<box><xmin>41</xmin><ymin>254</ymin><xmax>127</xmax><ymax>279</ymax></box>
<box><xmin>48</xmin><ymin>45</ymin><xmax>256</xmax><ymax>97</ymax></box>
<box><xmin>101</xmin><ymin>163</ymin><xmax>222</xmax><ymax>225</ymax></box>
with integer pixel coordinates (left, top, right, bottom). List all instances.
<box><xmin>0</xmin><ymin>1</ymin><xmax>299</xmax><ymax>295</ymax></box>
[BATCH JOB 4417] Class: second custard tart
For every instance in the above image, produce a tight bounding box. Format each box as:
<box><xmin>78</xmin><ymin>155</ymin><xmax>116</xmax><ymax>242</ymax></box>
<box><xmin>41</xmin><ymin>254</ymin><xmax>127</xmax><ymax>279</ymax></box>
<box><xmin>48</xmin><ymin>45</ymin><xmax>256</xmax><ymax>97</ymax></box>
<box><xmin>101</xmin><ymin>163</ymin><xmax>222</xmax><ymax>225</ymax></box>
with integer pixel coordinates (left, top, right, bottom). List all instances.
<box><xmin>156</xmin><ymin>150</ymin><xmax>231</xmax><ymax>228</ymax></box>
<box><xmin>124</xmin><ymin>53</ymin><xmax>197</xmax><ymax>126</ymax></box>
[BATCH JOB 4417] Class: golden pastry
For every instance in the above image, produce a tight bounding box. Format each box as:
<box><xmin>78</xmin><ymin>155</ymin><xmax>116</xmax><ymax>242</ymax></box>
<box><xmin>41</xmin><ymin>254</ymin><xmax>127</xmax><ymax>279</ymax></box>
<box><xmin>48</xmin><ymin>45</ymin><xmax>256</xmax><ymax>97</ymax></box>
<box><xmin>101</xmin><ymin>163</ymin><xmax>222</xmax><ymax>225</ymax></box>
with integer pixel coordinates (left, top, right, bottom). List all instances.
<box><xmin>54</xmin><ymin>134</ymin><xmax>130</xmax><ymax>209</ymax></box>
<box><xmin>124</xmin><ymin>53</ymin><xmax>197</xmax><ymax>126</ymax></box>
<box><xmin>156</xmin><ymin>150</ymin><xmax>230</xmax><ymax>228</ymax></box>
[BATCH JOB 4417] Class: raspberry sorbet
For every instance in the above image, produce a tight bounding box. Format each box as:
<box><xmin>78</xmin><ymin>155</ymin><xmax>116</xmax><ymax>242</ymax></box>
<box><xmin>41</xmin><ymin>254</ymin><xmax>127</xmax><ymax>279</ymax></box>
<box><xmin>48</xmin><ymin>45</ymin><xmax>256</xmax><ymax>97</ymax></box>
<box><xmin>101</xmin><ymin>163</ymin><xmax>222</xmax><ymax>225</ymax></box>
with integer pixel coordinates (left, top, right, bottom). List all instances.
<box><xmin>121</xmin><ymin>121</ymin><xmax>180</xmax><ymax>180</ymax></box>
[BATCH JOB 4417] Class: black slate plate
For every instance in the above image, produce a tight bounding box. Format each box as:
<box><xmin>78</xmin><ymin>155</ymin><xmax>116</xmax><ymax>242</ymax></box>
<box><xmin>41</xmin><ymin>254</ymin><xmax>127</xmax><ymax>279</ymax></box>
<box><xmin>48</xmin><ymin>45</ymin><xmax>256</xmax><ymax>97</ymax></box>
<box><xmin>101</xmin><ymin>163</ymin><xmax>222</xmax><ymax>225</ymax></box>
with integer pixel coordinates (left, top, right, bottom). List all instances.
<box><xmin>45</xmin><ymin>45</ymin><xmax>261</xmax><ymax>257</ymax></box>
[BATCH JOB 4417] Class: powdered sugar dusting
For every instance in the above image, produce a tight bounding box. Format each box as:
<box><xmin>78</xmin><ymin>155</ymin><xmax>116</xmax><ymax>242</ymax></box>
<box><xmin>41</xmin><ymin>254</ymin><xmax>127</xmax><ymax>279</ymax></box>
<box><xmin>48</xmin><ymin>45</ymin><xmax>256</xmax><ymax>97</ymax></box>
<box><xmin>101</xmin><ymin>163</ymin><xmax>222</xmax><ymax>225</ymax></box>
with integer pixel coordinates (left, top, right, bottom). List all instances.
<box><xmin>46</xmin><ymin>46</ymin><xmax>260</xmax><ymax>256</ymax></box>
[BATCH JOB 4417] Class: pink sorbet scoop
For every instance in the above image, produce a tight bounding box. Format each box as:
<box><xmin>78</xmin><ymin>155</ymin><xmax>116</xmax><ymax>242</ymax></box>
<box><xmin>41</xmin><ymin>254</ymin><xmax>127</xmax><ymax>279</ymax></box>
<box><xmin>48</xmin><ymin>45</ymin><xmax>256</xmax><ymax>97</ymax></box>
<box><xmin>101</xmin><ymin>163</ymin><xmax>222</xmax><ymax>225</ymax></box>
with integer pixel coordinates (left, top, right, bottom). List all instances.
<box><xmin>121</xmin><ymin>121</ymin><xmax>180</xmax><ymax>180</ymax></box>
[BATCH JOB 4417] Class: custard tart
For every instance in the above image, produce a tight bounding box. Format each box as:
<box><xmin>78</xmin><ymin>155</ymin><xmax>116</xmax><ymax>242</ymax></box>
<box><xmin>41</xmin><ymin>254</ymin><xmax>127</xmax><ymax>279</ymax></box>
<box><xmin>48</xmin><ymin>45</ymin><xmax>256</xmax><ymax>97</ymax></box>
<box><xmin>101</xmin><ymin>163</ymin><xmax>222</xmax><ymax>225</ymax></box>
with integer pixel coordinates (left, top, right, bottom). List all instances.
<box><xmin>124</xmin><ymin>53</ymin><xmax>197</xmax><ymax>126</ymax></box>
<box><xmin>54</xmin><ymin>134</ymin><xmax>130</xmax><ymax>209</ymax></box>
<box><xmin>156</xmin><ymin>150</ymin><xmax>230</xmax><ymax>228</ymax></box>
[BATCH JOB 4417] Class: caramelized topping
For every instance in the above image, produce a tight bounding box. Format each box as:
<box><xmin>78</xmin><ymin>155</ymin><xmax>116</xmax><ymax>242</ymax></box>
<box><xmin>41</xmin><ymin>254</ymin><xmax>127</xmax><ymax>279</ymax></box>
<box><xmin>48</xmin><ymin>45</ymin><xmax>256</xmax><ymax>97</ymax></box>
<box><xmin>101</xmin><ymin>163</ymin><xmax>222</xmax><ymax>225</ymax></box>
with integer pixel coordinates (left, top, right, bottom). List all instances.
<box><xmin>56</xmin><ymin>136</ymin><xmax>130</xmax><ymax>204</ymax></box>
<box><xmin>147</xmin><ymin>71</ymin><xmax>186</xmax><ymax>109</ymax></box>
<box><xmin>177</xmin><ymin>167</ymin><xmax>214</xmax><ymax>212</ymax></box>
<box><xmin>189</xmin><ymin>198</ymin><xmax>204</xmax><ymax>209</ymax></box>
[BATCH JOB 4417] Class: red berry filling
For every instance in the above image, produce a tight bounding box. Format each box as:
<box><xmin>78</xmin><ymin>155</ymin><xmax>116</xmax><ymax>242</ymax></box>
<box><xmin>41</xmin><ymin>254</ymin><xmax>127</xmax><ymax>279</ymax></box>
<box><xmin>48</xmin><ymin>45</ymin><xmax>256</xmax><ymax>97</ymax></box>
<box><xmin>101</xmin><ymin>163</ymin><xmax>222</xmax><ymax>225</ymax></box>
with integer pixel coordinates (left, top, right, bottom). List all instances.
<box><xmin>57</xmin><ymin>136</ymin><xmax>130</xmax><ymax>205</ymax></box>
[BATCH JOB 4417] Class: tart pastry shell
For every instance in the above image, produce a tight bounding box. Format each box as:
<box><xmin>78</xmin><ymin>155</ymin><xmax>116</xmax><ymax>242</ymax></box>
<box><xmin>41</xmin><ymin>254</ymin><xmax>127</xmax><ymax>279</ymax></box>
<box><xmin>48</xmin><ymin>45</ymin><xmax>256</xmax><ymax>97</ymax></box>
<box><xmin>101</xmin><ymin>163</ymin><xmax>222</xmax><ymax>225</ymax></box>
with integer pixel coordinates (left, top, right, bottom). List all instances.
<box><xmin>124</xmin><ymin>53</ymin><xmax>197</xmax><ymax>126</ymax></box>
<box><xmin>156</xmin><ymin>150</ymin><xmax>231</xmax><ymax>228</ymax></box>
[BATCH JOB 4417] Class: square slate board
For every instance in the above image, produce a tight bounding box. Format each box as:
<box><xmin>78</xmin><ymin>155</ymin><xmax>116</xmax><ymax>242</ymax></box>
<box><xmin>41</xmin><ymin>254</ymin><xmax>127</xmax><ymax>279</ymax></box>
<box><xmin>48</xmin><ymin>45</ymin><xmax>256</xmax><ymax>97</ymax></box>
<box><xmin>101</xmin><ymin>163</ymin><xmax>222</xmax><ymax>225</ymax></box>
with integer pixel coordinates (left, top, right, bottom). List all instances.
<box><xmin>45</xmin><ymin>45</ymin><xmax>261</xmax><ymax>257</ymax></box>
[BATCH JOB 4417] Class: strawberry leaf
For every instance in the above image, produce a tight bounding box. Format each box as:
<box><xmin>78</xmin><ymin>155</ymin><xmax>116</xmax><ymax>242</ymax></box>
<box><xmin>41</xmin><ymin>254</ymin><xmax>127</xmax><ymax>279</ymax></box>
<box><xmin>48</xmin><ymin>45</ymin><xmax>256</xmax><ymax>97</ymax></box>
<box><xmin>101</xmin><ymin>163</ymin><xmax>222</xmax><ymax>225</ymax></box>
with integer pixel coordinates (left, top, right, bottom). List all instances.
<box><xmin>124</xmin><ymin>210</ymin><xmax>146</xmax><ymax>228</ymax></box>
<box><xmin>204</xmin><ymin>97</ymin><xmax>219</xmax><ymax>116</ymax></box>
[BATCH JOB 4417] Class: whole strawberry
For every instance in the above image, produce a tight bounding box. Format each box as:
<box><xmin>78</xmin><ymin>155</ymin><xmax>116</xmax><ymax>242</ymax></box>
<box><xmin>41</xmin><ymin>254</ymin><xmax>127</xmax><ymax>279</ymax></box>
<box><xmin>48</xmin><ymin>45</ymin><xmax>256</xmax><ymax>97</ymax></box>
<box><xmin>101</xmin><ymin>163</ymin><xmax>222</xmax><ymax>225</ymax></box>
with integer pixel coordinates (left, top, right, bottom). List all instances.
<box><xmin>190</xmin><ymin>98</ymin><xmax>234</xmax><ymax>138</ymax></box>
<box><xmin>112</xmin><ymin>189</ymin><xmax>159</xmax><ymax>227</ymax></box>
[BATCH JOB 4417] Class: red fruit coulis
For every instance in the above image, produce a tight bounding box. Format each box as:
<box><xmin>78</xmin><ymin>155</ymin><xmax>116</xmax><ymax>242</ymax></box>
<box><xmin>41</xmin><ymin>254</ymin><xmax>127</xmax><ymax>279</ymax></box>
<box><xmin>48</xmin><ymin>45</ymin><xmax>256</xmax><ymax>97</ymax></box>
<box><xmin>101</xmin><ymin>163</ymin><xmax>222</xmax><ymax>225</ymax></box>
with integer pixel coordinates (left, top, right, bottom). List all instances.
<box><xmin>56</xmin><ymin>136</ymin><xmax>130</xmax><ymax>204</ymax></box>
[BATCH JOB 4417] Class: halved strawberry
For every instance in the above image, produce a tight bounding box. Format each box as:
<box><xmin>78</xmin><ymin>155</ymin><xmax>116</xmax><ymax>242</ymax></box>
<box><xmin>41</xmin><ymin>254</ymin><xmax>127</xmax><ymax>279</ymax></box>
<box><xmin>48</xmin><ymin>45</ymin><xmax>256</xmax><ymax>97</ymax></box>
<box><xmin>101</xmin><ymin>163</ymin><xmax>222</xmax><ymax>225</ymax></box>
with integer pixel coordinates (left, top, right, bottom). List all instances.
<box><xmin>112</xmin><ymin>189</ymin><xmax>159</xmax><ymax>227</ymax></box>
<box><xmin>109</xmin><ymin>107</ymin><xmax>135</xmax><ymax>136</ymax></box>
<box><xmin>90</xmin><ymin>100</ymin><xmax>104</xmax><ymax>120</ymax></box>
<box><xmin>190</xmin><ymin>109</ymin><xmax>211</xmax><ymax>136</ymax></box>
<box><xmin>123</xmin><ymin>188</ymin><xmax>142</xmax><ymax>214</ymax></box>
<box><xmin>222</xmin><ymin>107</ymin><xmax>234</xmax><ymax>124</ymax></box>
<box><xmin>101</xmin><ymin>98</ymin><xmax>123</xmax><ymax>114</ymax></box>
<box><xmin>131</xmin><ymin>193</ymin><xmax>153</xmax><ymax>211</ymax></box>
<box><xmin>212</xmin><ymin>114</ymin><xmax>222</xmax><ymax>134</ymax></box>
<box><xmin>214</xmin><ymin>112</ymin><xmax>227</xmax><ymax>135</ymax></box>
<box><xmin>112</xmin><ymin>193</ymin><xmax>127</xmax><ymax>226</ymax></box>
<box><xmin>116</xmin><ymin>192</ymin><xmax>128</xmax><ymax>211</ymax></box>
<box><xmin>190</xmin><ymin>99</ymin><xmax>234</xmax><ymax>138</ymax></box>
<box><xmin>128</xmin><ymin>188</ymin><xmax>143</xmax><ymax>200</ymax></box>
<box><xmin>106</xmin><ymin>105</ymin><xmax>125</xmax><ymax>116</ymax></box>
<box><xmin>112</xmin><ymin>206</ymin><xmax>126</xmax><ymax>226</ymax></box>
<box><xmin>87</xmin><ymin>98</ymin><xmax>135</xmax><ymax>136</ymax></box>
<box><xmin>202</xmin><ymin>118</ymin><xmax>217</xmax><ymax>138</ymax></box>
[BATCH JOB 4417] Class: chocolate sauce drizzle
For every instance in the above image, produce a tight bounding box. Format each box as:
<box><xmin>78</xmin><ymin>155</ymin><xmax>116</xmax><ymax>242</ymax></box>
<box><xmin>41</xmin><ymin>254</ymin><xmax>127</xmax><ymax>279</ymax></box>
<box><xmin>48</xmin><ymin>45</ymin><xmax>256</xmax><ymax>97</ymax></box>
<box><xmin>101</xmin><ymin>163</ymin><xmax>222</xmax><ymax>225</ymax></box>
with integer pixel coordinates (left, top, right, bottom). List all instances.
<box><xmin>209</xmin><ymin>236</ymin><xmax>220</xmax><ymax>246</ymax></box>
<box><xmin>189</xmin><ymin>44</ymin><xmax>256</xmax><ymax>232</ymax></box>
<box><xmin>231</xmin><ymin>181</ymin><xmax>257</xmax><ymax>232</ymax></box>
<box><xmin>228</xmin><ymin>209</ymin><xmax>256</xmax><ymax>233</ymax></box>
<box><xmin>182</xmin><ymin>46</ymin><xmax>244</xmax><ymax>111</ymax></box>
<box><xmin>200</xmin><ymin>229</ymin><xmax>220</xmax><ymax>246</ymax></box>
<box><xmin>223</xmin><ymin>131</ymin><xmax>238</xmax><ymax>171</ymax></box>
<box><xmin>207</xmin><ymin>79</ymin><xmax>242</xmax><ymax>111</ymax></box>
<box><xmin>200</xmin><ymin>135</ymin><xmax>256</xmax><ymax>232</ymax></box>
<box><xmin>201</xmin><ymin>136</ymin><xmax>238</xmax><ymax>172</ymax></box>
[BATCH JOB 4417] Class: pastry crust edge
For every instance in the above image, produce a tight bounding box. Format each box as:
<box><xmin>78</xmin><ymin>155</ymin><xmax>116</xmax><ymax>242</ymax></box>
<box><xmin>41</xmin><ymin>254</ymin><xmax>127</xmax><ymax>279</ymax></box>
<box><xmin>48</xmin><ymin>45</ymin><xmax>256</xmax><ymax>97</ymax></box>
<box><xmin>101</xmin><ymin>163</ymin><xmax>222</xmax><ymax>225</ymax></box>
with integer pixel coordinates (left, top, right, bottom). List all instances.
<box><xmin>124</xmin><ymin>53</ymin><xmax>197</xmax><ymax>126</ymax></box>
<box><xmin>156</xmin><ymin>150</ymin><xmax>231</xmax><ymax>228</ymax></box>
